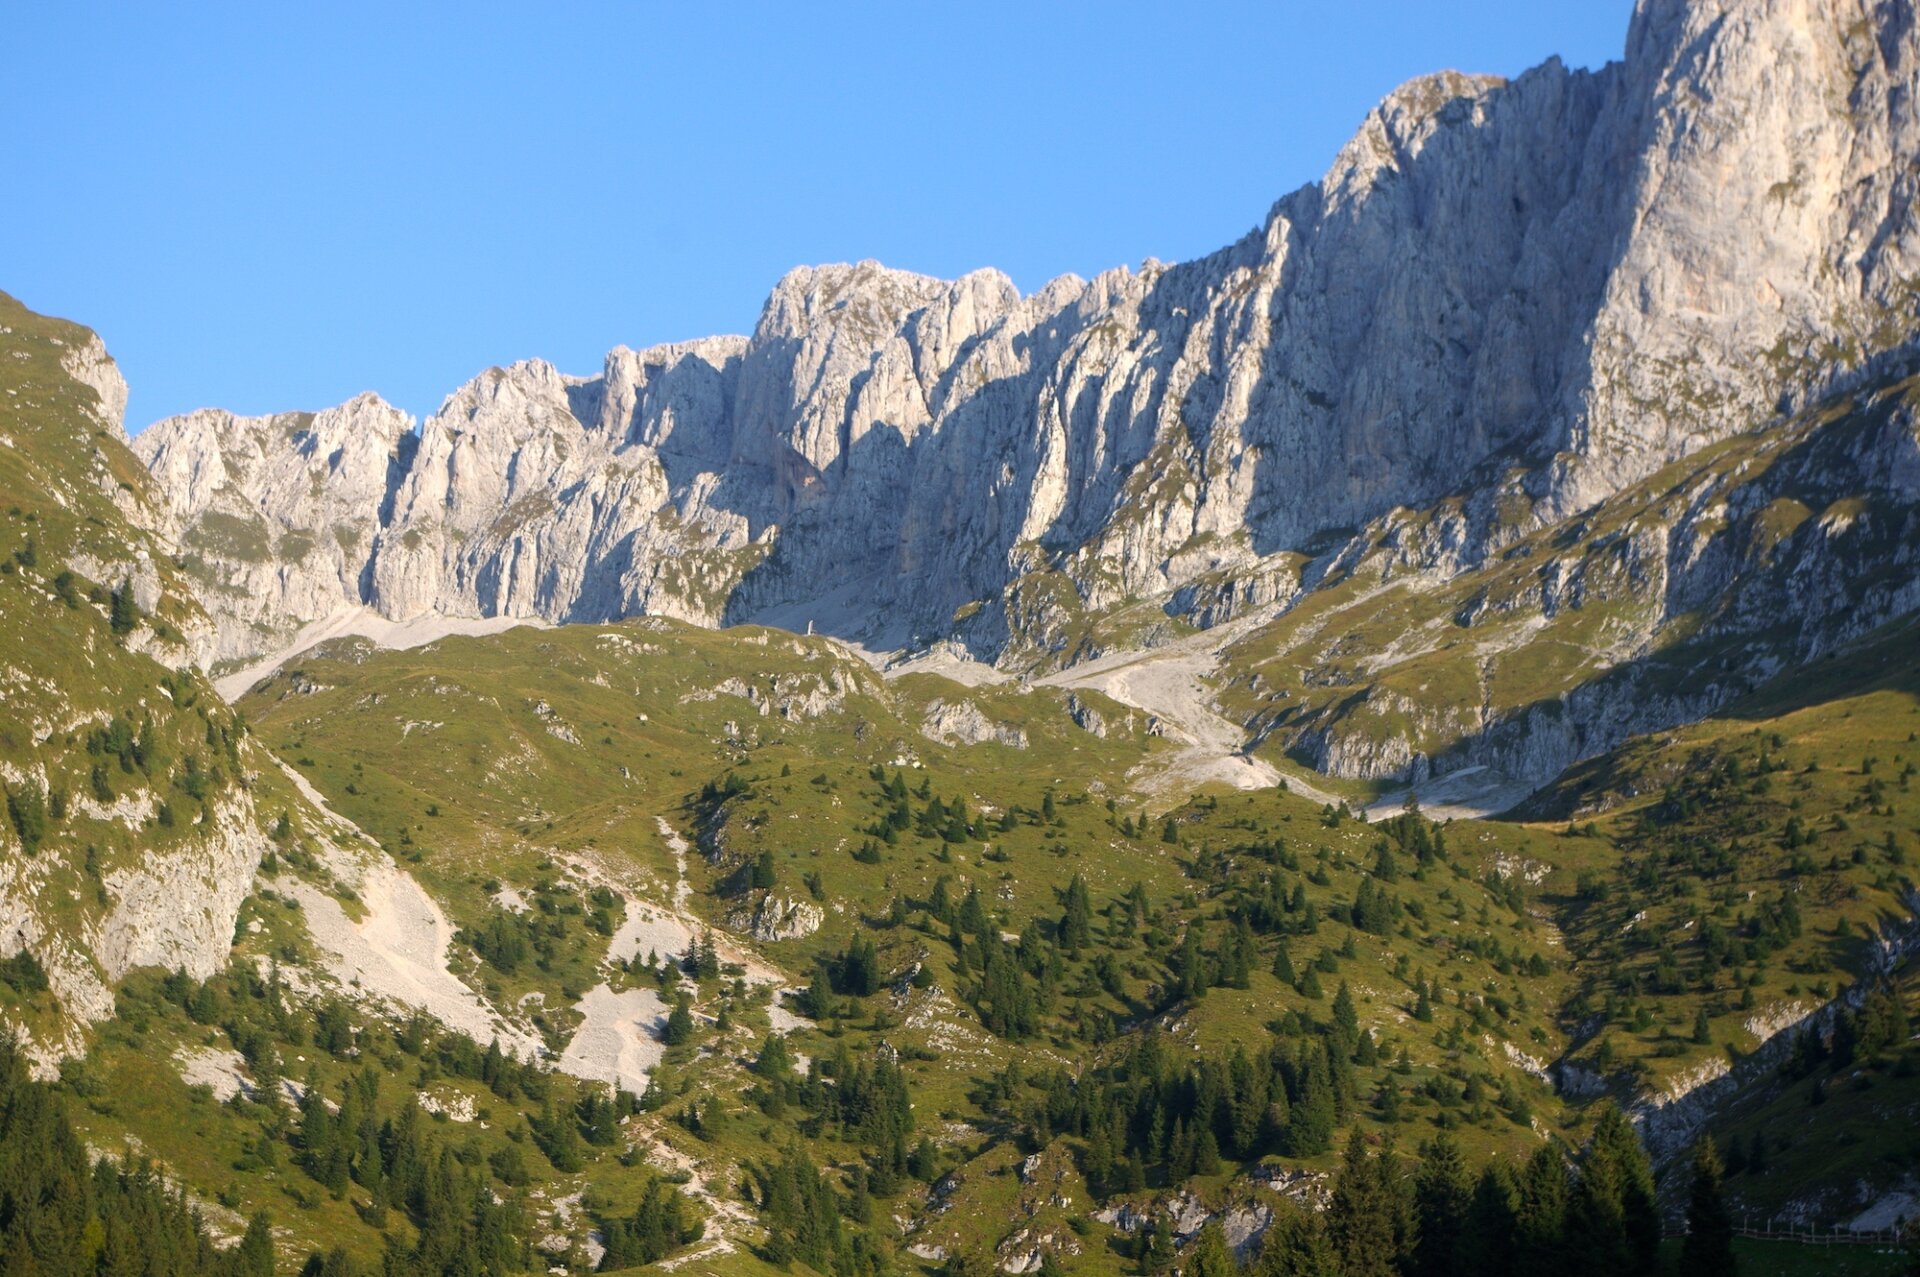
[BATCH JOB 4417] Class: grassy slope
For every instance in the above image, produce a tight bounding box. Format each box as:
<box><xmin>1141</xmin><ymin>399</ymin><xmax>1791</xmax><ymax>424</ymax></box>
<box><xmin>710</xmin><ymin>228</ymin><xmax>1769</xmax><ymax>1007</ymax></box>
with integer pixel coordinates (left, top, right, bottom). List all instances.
<box><xmin>220</xmin><ymin>622</ymin><xmax>1611</xmax><ymax>1268</ymax></box>
<box><xmin>1208</xmin><ymin>377</ymin><xmax>1920</xmax><ymax>779</ymax></box>
<box><xmin>0</xmin><ymin>290</ymin><xmax>270</xmax><ymax>1041</ymax></box>
<box><xmin>1517</xmin><ymin>615</ymin><xmax>1920</xmax><ymax>1223</ymax></box>
<box><xmin>219</xmin><ymin>605</ymin><xmax>1920</xmax><ymax>1266</ymax></box>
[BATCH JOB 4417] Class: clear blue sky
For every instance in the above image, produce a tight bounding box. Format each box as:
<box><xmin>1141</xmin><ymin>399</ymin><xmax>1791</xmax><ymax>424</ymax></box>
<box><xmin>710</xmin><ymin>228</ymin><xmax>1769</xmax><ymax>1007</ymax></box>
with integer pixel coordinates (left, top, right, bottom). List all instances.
<box><xmin>1</xmin><ymin>3</ymin><xmax>1630</xmax><ymax>432</ymax></box>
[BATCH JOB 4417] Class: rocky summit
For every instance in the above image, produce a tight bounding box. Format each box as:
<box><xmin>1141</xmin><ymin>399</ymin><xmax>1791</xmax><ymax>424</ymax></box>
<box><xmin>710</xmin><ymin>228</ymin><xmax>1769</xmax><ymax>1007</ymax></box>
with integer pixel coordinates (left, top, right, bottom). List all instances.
<box><xmin>137</xmin><ymin>0</ymin><xmax>1920</xmax><ymax>671</ymax></box>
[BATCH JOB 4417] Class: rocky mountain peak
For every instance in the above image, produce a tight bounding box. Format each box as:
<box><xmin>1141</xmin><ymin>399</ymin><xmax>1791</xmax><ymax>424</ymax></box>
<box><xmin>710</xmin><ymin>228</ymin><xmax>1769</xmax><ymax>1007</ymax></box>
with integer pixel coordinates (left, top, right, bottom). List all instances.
<box><xmin>134</xmin><ymin>0</ymin><xmax>1920</xmax><ymax>675</ymax></box>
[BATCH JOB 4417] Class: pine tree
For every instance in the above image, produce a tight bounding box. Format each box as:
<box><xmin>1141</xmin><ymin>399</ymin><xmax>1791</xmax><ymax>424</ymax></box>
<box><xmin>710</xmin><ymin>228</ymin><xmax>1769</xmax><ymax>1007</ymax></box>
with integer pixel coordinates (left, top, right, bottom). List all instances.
<box><xmin>1414</xmin><ymin>1132</ymin><xmax>1471</xmax><ymax>1277</ymax></box>
<box><xmin>232</xmin><ymin>1211</ymin><xmax>275</xmax><ymax>1277</ymax></box>
<box><xmin>1333</xmin><ymin>980</ymin><xmax>1360</xmax><ymax>1048</ymax></box>
<box><xmin>1679</xmin><ymin>1137</ymin><xmax>1737</xmax><ymax>1277</ymax></box>
<box><xmin>534</xmin><ymin>1097</ymin><xmax>585</xmax><ymax>1172</ymax></box>
<box><xmin>1597</xmin><ymin>1103</ymin><xmax>1661</xmax><ymax>1276</ymax></box>
<box><xmin>1286</xmin><ymin>1040</ymin><xmax>1336</xmax><ymax>1155</ymax></box>
<box><xmin>1175</xmin><ymin>923</ymin><xmax>1210</xmax><ymax>1001</ymax></box>
<box><xmin>1169</xmin><ymin>1117</ymin><xmax>1195</xmax><ymax>1180</ymax></box>
<box><xmin>109</xmin><ymin>581</ymin><xmax>139</xmax><ymax>634</ymax></box>
<box><xmin>909</xmin><ymin>1137</ymin><xmax>939</xmax><ymax>1182</ymax></box>
<box><xmin>1255</xmin><ymin>1208</ymin><xmax>1338</xmax><ymax>1277</ymax></box>
<box><xmin>1193</xmin><ymin>1126</ymin><xmax>1222</xmax><ymax>1178</ymax></box>
<box><xmin>1517</xmin><ymin>1144</ymin><xmax>1568</xmax><ymax>1269</ymax></box>
<box><xmin>1058</xmin><ymin>874</ymin><xmax>1093</xmax><ymax>953</ymax></box>
<box><xmin>1123</xmin><ymin>1150</ymin><xmax>1147</xmax><ymax>1194</ymax></box>
<box><xmin>1458</xmin><ymin>1160</ymin><xmax>1521</xmax><ymax>1277</ymax></box>
<box><xmin>1328</xmin><ymin>1131</ymin><xmax>1400</xmax><ymax>1277</ymax></box>
<box><xmin>1185</xmin><ymin>1223</ymin><xmax>1236</xmax><ymax>1277</ymax></box>
<box><xmin>662</xmin><ymin>992</ymin><xmax>696</xmax><ymax>1045</ymax></box>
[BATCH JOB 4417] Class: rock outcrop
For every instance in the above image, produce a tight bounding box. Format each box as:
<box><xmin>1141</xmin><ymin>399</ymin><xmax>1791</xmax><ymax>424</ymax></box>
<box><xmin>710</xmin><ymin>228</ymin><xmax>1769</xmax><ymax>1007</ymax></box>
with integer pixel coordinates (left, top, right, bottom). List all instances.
<box><xmin>727</xmin><ymin>893</ymin><xmax>825</xmax><ymax>943</ymax></box>
<box><xmin>0</xmin><ymin>778</ymin><xmax>271</xmax><ymax>1069</ymax></box>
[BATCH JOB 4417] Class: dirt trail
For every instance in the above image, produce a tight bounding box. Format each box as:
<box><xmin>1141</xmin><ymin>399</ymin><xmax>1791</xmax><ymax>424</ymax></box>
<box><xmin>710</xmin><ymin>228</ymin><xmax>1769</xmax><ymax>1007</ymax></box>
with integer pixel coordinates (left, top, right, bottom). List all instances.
<box><xmin>272</xmin><ymin>756</ymin><xmax>362</xmax><ymax>840</ymax></box>
<box><xmin>642</xmin><ymin>1137</ymin><xmax>756</xmax><ymax>1269</ymax></box>
<box><xmin>657</xmin><ymin>817</ymin><xmax>692</xmax><ymax>913</ymax></box>
<box><xmin>215</xmin><ymin>605</ymin><xmax>545</xmax><ymax>701</ymax></box>
<box><xmin>1038</xmin><ymin>617</ymin><xmax>1341</xmax><ymax>808</ymax></box>
<box><xmin>595</xmin><ymin>822</ymin><xmax>695</xmax><ymax>970</ymax></box>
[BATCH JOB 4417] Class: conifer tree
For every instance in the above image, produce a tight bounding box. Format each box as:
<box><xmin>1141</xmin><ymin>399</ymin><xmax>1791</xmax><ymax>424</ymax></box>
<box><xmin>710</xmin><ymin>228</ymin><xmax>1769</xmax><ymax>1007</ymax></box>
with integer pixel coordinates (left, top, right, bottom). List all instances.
<box><xmin>1255</xmin><ymin>1208</ymin><xmax>1338</xmax><ymax>1277</ymax></box>
<box><xmin>1458</xmin><ymin>1159</ymin><xmax>1521</xmax><ymax>1277</ymax></box>
<box><xmin>1517</xmin><ymin>1144</ymin><xmax>1568</xmax><ymax>1269</ymax></box>
<box><xmin>1332</xmin><ymin>980</ymin><xmax>1361</xmax><ymax>1048</ymax></box>
<box><xmin>232</xmin><ymin>1211</ymin><xmax>275</xmax><ymax>1277</ymax></box>
<box><xmin>1580</xmin><ymin>1103</ymin><xmax>1661</xmax><ymax>1277</ymax></box>
<box><xmin>1414</xmin><ymin>1132</ymin><xmax>1471</xmax><ymax>1277</ymax></box>
<box><xmin>1286</xmin><ymin>1039</ymin><xmax>1336</xmax><ymax>1155</ymax></box>
<box><xmin>664</xmin><ymin>993</ymin><xmax>695</xmax><ymax>1045</ymax></box>
<box><xmin>1328</xmin><ymin>1131</ymin><xmax>1401</xmax><ymax>1277</ymax></box>
<box><xmin>1185</xmin><ymin>1223</ymin><xmax>1236</xmax><ymax>1277</ymax></box>
<box><xmin>1679</xmin><ymin>1137</ymin><xmax>1737</xmax><ymax>1277</ymax></box>
<box><xmin>1058</xmin><ymin>874</ymin><xmax>1092</xmax><ymax>953</ymax></box>
<box><xmin>110</xmin><ymin>581</ymin><xmax>139</xmax><ymax>634</ymax></box>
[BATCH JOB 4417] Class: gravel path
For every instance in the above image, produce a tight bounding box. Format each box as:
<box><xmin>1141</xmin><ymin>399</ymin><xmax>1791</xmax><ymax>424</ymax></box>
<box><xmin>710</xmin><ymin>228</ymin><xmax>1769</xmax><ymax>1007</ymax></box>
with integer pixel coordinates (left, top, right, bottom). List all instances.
<box><xmin>215</xmin><ymin>605</ymin><xmax>545</xmax><ymax>701</ymax></box>
<box><xmin>1040</xmin><ymin>634</ymin><xmax>1344</xmax><ymax>807</ymax></box>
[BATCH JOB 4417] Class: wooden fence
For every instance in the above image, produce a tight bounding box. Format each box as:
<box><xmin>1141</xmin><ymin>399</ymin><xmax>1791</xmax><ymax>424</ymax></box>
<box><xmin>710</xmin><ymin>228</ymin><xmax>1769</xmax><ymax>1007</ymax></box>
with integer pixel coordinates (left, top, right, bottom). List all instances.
<box><xmin>1724</xmin><ymin>1218</ymin><xmax>1908</xmax><ymax>1247</ymax></box>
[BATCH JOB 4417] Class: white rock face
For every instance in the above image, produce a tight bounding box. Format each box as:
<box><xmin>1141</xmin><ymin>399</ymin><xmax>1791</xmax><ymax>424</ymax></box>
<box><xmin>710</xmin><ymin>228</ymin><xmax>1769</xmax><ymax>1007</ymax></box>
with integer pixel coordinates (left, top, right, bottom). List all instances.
<box><xmin>921</xmin><ymin>699</ymin><xmax>1028</xmax><ymax>749</ymax></box>
<box><xmin>0</xmin><ymin>776</ymin><xmax>270</xmax><ymax>1073</ymax></box>
<box><xmin>59</xmin><ymin>331</ymin><xmax>128</xmax><ymax>435</ymax></box>
<box><xmin>134</xmin><ymin>394</ymin><xmax>416</xmax><ymax>664</ymax></box>
<box><xmin>728</xmin><ymin>893</ymin><xmax>825</xmax><ymax>943</ymax></box>
<box><xmin>138</xmin><ymin>0</ymin><xmax>1920</xmax><ymax>670</ymax></box>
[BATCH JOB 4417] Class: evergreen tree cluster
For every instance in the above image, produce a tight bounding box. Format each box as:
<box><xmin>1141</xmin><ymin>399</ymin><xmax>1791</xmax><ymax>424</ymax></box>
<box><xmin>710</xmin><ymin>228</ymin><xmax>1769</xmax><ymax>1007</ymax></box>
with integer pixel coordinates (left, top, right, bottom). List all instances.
<box><xmin>102</xmin><ymin>965</ymin><xmax>705</xmax><ymax>1274</ymax></box>
<box><xmin>1015</xmin><ymin>1025</ymin><xmax>1363</xmax><ymax>1195</ymax></box>
<box><xmin>860</xmin><ymin>767</ymin><xmax>982</xmax><ymax>846</ymax></box>
<box><xmin>749</xmin><ymin>1142</ymin><xmax>892</xmax><ymax>1277</ymax></box>
<box><xmin>1224</xmin><ymin>1108</ymin><xmax>1677</xmax><ymax>1277</ymax></box>
<box><xmin>595</xmin><ymin>1180</ymin><xmax>702</xmax><ymax>1270</ymax></box>
<box><xmin>0</xmin><ymin>1035</ymin><xmax>252</xmax><ymax>1275</ymax></box>
<box><xmin>1781</xmin><ymin>979</ymin><xmax>1912</xmax><ymax>1078</ymax></box>
<box><xmin>745</xmin><ymin>1033</ymin><xmax>918</xmax><ymax>1194</ymax></box>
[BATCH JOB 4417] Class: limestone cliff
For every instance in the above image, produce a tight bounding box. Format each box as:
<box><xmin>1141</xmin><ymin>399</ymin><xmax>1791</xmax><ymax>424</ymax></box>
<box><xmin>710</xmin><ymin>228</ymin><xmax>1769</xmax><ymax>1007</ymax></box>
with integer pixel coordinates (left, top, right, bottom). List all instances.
<box><xmin>136</xmin><ymin>0</ymin><xmax>1920</xmax><ymax>679</ymax></box>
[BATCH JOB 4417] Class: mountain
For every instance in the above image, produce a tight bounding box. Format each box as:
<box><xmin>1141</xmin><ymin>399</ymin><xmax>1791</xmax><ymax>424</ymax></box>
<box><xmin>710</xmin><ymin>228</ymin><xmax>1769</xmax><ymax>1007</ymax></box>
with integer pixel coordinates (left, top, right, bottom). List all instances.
<box><xmin>8</xmin><ymin>0</ymin><xmax>1920</xmax><ymax>1271</ymax></box>
<box><xmin>137</xmin><ymin>0</ymin><xmax>1920</xmax><ymax>682</ymax></box>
